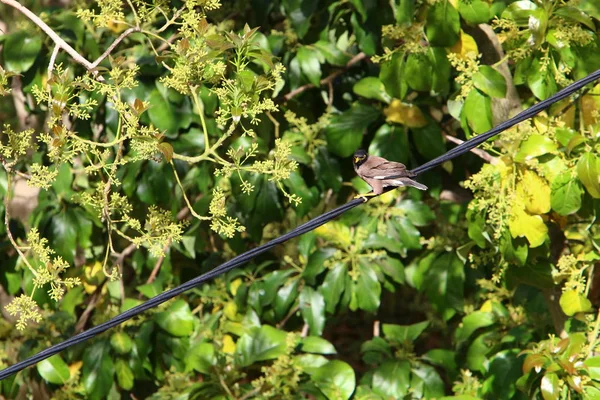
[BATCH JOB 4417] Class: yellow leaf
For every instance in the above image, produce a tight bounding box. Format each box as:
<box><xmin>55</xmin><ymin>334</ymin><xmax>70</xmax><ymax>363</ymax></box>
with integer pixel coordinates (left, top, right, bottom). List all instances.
<box><xmin>107</xmin><ymin>20</ymin><xmax>127</xmax><ymax>34</ymax></box>
<box><xmin>230</xmin><ymin>278</ymin><xmax>242</xmax><ymax>296</ymax></box>
<box><xmin>560</xmin><ymin>290</ymin><xmax>593</xmax><ymax>316</ymax></box>
<box><xmin>69</xmin><ymin>361</ymin><xmax>83</xmax><ymax>377</ymax></box>
<box><xmin>449</xmin><ymin>31</ymin><xmax>478</xmax><ymax>59</ymax></box>
<box><xmin>315</xmin><ymin>221</ymin><xmax>351</xmax><ymax>247</ymax></box>
<box><xmin>480</xmin><ymin>300</ymin><xmax>493</xmax><ymax>312</ymax></box>
<box><xmin>383</xmin><ymin>99</ymin><xmax>427</xmax><ymax>127</ymax></box>
<box><xmin>448</xmin><ymin>0</ymin><xmax>459</xmax><ymax>7</ymax></box>
<box><xmin>224</xmin><ymin>301</ymin><xmax>239</xmax><ymax>321</ymax></box>
<box><xmin>509</xmin><ymin>208</ymin><xmax>547</xmax><ymax>247</ymax></box>
<box><xmin>516</xmin><ymin>170</ymin><xmax>551</xmax><ymax>215</ymax></box>
<box><xmin>222</xmin><ymin>335</ymin><xmax>236</xmax><ymax>354</ymax></box>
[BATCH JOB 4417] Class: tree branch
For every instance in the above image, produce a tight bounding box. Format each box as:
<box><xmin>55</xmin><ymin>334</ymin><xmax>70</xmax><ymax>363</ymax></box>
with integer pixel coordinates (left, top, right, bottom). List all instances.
<box><xmin>280</xmin><ymin>52</ymin><xmax>368</xmax><ymax>102</ymax></box>
<box><xmin>91</xmin><ymin>27</ymin><xmax>140</xmax><ymax>68</ymax></box>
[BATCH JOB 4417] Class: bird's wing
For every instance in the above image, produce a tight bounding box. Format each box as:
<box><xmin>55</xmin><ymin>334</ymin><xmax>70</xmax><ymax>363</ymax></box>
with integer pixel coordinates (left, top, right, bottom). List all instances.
<box><xmin>363</xmin><ymin>160</ymin><xmax>412</xmax><ymax>179</ymax></box>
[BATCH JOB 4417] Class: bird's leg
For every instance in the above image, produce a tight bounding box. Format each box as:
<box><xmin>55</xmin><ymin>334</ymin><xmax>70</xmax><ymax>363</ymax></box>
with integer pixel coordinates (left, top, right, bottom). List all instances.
<box><xmin>353</xmin><ymin>192</ymin><xmax>379</xmax><ymax>202</ymax></box>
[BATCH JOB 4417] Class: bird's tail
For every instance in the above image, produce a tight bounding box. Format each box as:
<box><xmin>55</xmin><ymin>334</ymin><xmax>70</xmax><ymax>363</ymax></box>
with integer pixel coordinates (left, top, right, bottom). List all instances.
<box><xmin>396</xmin><ymin>178</ymin><xmax>428</xmax><ymax>191</ymax></box>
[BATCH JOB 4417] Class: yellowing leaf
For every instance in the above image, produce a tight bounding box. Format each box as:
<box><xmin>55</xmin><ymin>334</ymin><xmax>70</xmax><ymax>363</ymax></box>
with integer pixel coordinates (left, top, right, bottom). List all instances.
<box><xmin>383</xmin><ymin>99</ymin><xmax>427</xmax><ymax>127</ymax></box>
<box><xmin>222</xmin><ymin>335</ymin><xmax>236</xmax><ymax>354</ymax></box>
<box><xmin>516</xmin><ymin>170</ymin><xmax>551</xmax><ymax>215</ymax></box>
<box><xmin>560</xmin><ymin>290</ymin><xmax>593</xmax><ymax>316</ymax></box>
<box><xmin>230</xmin><ymin>278</ymin><xmax>242</xmax><ymax>296</ymax></box>
<box><xmin>315</xmin><ymin>221</ymin><xmax>351</xmax><ymax>247</ymax></box>
<box><xmin>480</xmin><ymin>299</ymin><xmax>493</xmax><ymax>312</ymax></box>
<box><xmin>448</xmin><ymin>30</ymin><xmax>478</xmax><ymax>58</ymax></box>
<box><xmin>224</xmin><ymin>301</ymin><xmax>239</xmax><ymax>321</ymax></box>
<box><xmin>509</xmin><ymin>209</ymin><xmax>547</xmax><ymax>247</ymax></box>
<box><xmin>69</xmin><ymin>361</ymin><xmax>82</xmax><ymax>378</ymax></box>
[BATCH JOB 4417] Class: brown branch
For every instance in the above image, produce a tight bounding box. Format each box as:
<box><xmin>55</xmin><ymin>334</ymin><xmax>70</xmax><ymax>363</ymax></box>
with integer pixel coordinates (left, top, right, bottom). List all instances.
<box><xmin>75</xmin><ymin>284</ymin><xmax>104</xmax><ymax>332</ymax></box>
<box><xmin>281</xmin><ymin>52</ymin><xmax>368</xmax><ymax>102</ymax></box>
<box><xmin>91</xmin><ymin>27</ymin><xmax>140</xmax><ymax>68</ymax></box>
<box><xmin>442</xmin><ymin>133</ymin><xmax>498</xmax><ymax>164</ymax></box>
<box><xmin>146</xmin><ymin>241</ymin><xmax>171</xmax><ymax>284</ymax></box>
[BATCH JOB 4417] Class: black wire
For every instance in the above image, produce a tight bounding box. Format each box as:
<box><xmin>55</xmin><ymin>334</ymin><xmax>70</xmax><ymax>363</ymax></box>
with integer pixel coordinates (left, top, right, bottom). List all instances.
<box><xmin>2</xmin><ymin>67</ymin><xmax>600</xmax><ymax>381</ymax></box>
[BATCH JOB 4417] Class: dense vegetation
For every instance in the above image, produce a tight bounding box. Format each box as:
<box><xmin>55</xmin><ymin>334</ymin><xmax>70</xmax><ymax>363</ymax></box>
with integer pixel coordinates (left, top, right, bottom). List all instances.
<box><xmin>1</xmin><ymin>0</ymin><xmax>600</xmax><ymax>398</ymax></box>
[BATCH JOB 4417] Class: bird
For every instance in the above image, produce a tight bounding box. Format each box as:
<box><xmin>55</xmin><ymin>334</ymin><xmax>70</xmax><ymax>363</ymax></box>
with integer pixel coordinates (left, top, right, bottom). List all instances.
<box><xmin>352</xmin><ymin>149</ymin><xmax>427</xmax><ymax>200</ymax></box>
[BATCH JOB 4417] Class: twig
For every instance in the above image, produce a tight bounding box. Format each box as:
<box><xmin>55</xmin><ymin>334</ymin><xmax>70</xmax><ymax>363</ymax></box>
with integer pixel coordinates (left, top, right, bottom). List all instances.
<box><xmin>0</xmin><ymin>0</ymin><xmax>95</xmax><ymax>70</ymax></box>
<box><xmin>146</xmin><ymin>241</ymin><xmax>171</xmax><ymax>284</ymax></box>
<box><xmin>276</xmin><ymin>304</ymin><xmax>300</xmax><ymax>329</ymax></box>
<box><xmin>75</xmin><ymin>285</ymin><xmax>104</xmax><ymax>332</ymax></box>
<box><xmin>281</xmin><ymin>52</ymin><xmax>367</xmax><ymax>102</ymax></box>
<box><xmin>90</xmin><ymin>27</ymin><xmax>140</xmax><ymax>68</ymax></box>
<box><xmin>443</xmin><ymin>133</ymin><xmax>498</xmax><ymax>164</ymax></box>
<box><xmin>47</xmin><ymin>44</ymin><xmax>60</xmax><ymax>79</ymax></box>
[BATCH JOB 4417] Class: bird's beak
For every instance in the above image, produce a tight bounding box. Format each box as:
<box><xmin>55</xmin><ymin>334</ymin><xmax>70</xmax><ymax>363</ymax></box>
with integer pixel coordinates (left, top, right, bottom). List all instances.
<box><xmin>354</xmin><ymin>157</ymin><xmax>360</xmax><ymax>164</ymax></box>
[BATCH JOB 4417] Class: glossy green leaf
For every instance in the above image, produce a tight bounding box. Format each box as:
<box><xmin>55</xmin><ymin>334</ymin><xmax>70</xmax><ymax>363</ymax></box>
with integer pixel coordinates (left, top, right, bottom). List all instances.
<box><xmin>368</xmin><ymin>124</ymin><xmax>409</xmax><ymax>165</ymax></box>
<box><xmin>148</xmin><ymin>89</ymin><xmax>177</xmax><ymax>136</ymax></box>
<box><xmin>297</xmin><ymin>46</ymin><xmax>322</xmax><ymax>86</ymax></box>
<box><xmin>455</xmin><ymin>311</ymin><xmax>495</xmax><ymax>343</ymax></box>
<box><xmin>320</xmin><ymin>263</ymin><xmax>348</xmax><ymax>313</ymax></box>
<box><xmin>324</xmin><ymin>103</ymin><xmax>380</xmax><ymax>157</ymax></box>
<box><xmin>528</xmin><ymin>58</ymin><xmax>557</xmax><ymax>100</ymax></box>
<box><xmin>37</xmin><ymin>355</ymin><xmax>70</xmax><ymax>384</ymax></box>
<box><xmin>540</xmin><ymin>373</ymin><xmax>559</xmax><ymax>400</ymax></box>
<box><xmin>577</xmin><ymin>153</ymin><xmax>600</xmax><ymax>198</ymax></box>
<box><xmin>301</xmin><ymin>336</ymin><xmax>337</xmax><ymax>355</ymax></box>
<box><xmin>382</xmin><ymin>321</ymin><xmax>429</xmax><ymax>342</ymax></box>
<box><xmin>412</xmin><ymin>122</ymin><xmax>446</xmax><ymax>159</ymax></box>
<box><xmin>473</xmin><ymin>66</ymin><xmax>506</xmax><ymax>98</ymax></box>
<box><xmin>550</xmin><ymin>171</ymin><xmax>583</xmax><ymax>215</ymax></box>
<box><xmin>404</xmin><ymin>54</ymin><xmax>432</xmax><ymax>92</ymax></box>
<box><xmin>82</xmin><ymin>341</ymin><xmax>114</xmax><ymax>400</ymax></box>
<box><xmin>514</xmin><ymin>134</ymin><xmax>558</xmax><ymax>162</ymax></box>
<box><xmin>300</xmin><ymin>286</ymin><xmax>326</xmax><ymax>335</ymax></box>
<box><xmin>354</xmin><ymin>260</ymin><xmax>381</xmax><ymax>312</ymax></box>
<box><xmin>425</xmin><ymin>1</ymin><xmax>460</xmax><ymax>47</ymax></box>
<box><xmin>186</xmin><ymin>342</ymin><xmax>217</xmax><ymax>373</ymax></box>
<box><xmin>235</xmin><ymin>325</ymin><xmax>287</xmax><ymax>367</ymax></box>
<box><xmin>155</xmin><ymin>299</ymin><xmax>195</xmax><ymax>336</ymax></box>
<box><xmin>379</xmin><ymin>52</ymin><xmax>408</xmax><ymax>99</ymax></box>
<box><xmin>372</xmin><ymin>360</ymin><xmax>410</xmax><ymax>398</ymax></box>
<box><xmin>3</xmin><ymin>31</ymin><xmax>42</xmax><ymax>73</ymax></box>
<box><xmin>559</xmin><ymin>290</ymin><xmax>593</xmax><ymax>316</ymax></box>
<box><xmin>554</xmin><ymin>7</ymin><xmax>595</xmax><ymax>31</ymax></box>
<box><xmin>506</xmin><ymin>262</ymin><xmax>554</xmax><ymax>290</ymax></box>
<box><xmin>584</xmin><ymin>356</ymin><xmax>600</xmax><ymax>380</ymax></box>
<box><xmin>353</xmin><ymin>77</ymin><xmax>391</xmax><ymax>103</ymax></box>
<box><xmin>482</xmin><ymin>350</ymin><xmax>522</xmax><ymax>398</ymax></box>
<box><xmin>312</xmin><ymin>360</ymin><xmax>356</xmax><ymax>400</ymax></box>
<box><xmin>115</xmin><ymin>359</ymin><xmax>134</xmax><ymax>390</ymax></box>
<box><xmin>463</xmin><ymin>89</ymin><xmax>493</xmax><ymax>134</ymax></box>
<box><xmin>110</xmin><ymin>332</ymin><xmax>133</xmax><ymax>354</ymax></box>
<box><xmin>458</xmin><ymin>0</ymin><xmax>490</xmax><ymax>24</ymax></box>
<box><xmin>501</xmin><ymin>0</ymin><xmax>538</xmax><ymax>24</ymax></box>
<box><xmin>375</xmin><ymin>257</ymin><xmax>405</xmax><ymax>284</ymax></box>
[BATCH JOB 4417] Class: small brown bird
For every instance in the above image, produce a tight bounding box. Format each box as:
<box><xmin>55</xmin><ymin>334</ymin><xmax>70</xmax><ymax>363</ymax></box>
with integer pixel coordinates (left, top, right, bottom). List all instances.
<box><xmin>353</xmin><ymin>149</ymin><xmax>427</xmax><ymax>198</ymax></box>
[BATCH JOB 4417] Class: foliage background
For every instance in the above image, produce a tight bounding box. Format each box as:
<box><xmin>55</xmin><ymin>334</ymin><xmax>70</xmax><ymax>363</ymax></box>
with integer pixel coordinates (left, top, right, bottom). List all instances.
<box><xmin>1</xmin><ymin>0</ymin><xmax>600</xmax><ymax>398</ymax></box>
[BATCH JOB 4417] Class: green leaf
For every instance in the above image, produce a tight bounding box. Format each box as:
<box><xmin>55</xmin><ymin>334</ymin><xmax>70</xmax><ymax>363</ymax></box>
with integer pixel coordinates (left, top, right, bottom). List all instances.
<box><xmin>110</xmin><ymin>332</ymin><xmax>133</xmax><ymax>354</ymax></box>
<box><xmin>155</xmin><ymin>299</ymin><xmax>195</xmax><ymax>336</ymax></box>
<box><xmin>541</xmin><ymin>373</ymin><xmax>559</xmax><ymax>400</ymax></box>
<box><xmin>3</xmin><ymin>31</ymin><xmax>42</xmax><ymax>73</ymax></box>
<box><xmin>455</xmin><ymin>311</ymin><xmax>495</xmax><ymax>343</ymax></box>
<box><xmin>559</xmin><ymin>290</ymin><xmax>593</xmax><ymax>316</ymax></box>
<box><xmin>372</xmin><ymin>360</ymin><xmax>411</xmax><ymax>398</ymax></box>
<box><xmin>554</xmin><ymin>7</ymin><xmax>595</xmax><ymax>31</ymax></box>
<box><xmin>375</xmin><ymin>257</ymin><xmax>405</xmax><ymax>284</ymax></box>
<box><xmin>301</xmin><ymin>336</ymin><xmax>337</xmax><ymax>355</ymax></box>
<box><xmin>311</xmin><ymin>360</ymin><xmax>356</xmax><ymax>400</ymax></box>
<box><xmin>300</xmin><ymin>286</ymin><xmax>326</xmax><ymax>336</ymax></box>
<box><xmin>463</xmin><ymin>89</ymin><xmax>493</xmax><ymax>134</ymax></box>
<box><xmin>354</xmin><ymin>260</ymin><xmax>381</xmax><ymax>312</ymax></box>
<box><xmin>458</xmin><ymin>0</ymin><xmax>491</xmax><ymax>24</ymax></box>
<box><xmin>368</xmin><ymin>124</ymin><xmax>409</xmax><ymax>165</ymax></box>
<box><xmin>115</xmin><ymin>359</ymin><xmax>134</xmax><ymax>390</ymax></box>
<box><xmin>584</xmin><ymin>356</ymin><xmax>600</xmax><ymax>380</ymax></box>
<box><xmin>412</xmin><ymin>122</ymin><xmax>446</xmax><ymax>160</ymax></box>
<box><xmin>50</xmin><ymin>209</ymin><xmax>78</xmax><ymax>263</ymax></box>
<box><xmin>418</xmin><ymin>252</ymin><xmax>465</xmax><ymax>320</ymax></box>
<box><xmin>393</xmin><ymin>218</ymin><xmax>421</xmax><ymax>250</ymax></box>
<box><xmin>353</xmin><ymin>77</ymin><xmax>391</xmax><ymax>103</ymax></box>
<box><xmin>297</xmin><ymin>46</ymin><xmax>322</xmax><ymax>86</ymax></box>
<box><xmin>324</xmin><ymin>103</ymin><xmax>380</xmax><ymax>157</ymax></box>
<box><xmin>274</xmin><ymin>279</ymin><xmax>299</xmax><ymax>320</ymax></box>
<box><xmin>481</xmin><ymin>350</ymin><xmax>522</xmax><ymax>399</ymax></box>
<box><xmin>404</xmin><ymin>54</ymin><xmax>432</xmax><ymax>92</ymax></box>
<box><xmin>473</xmin><ymin>66</ymin><xmax>506</xmax><ymax>98</ymax></box>
<box><xmin>235</xmin><ymin>325</ymin><xmax>287</xmax><ymax>367</ymax></box>
<box><xmin>506</xmin><ymin>262</ymin><xmax>554</xmax><ymax>290</ymax></box>
<box><xmin>514</xmin><ymin>134</ymin><xmax>558</xmax><ymax>162</ymax></box>
<box><xmin>577</xmin><ymin>153</ymin><xmax>600</xmax><ymax>198</ymax></box>
<box><xmin>148</xmin><ymin>89</ymin><xmax>177</xmax><ymax>137</ymax></box>
<box><xmin>313</xmin><ymin>41</ymin><xmax>350</xmax><ymax>66</ymax></box>
<box><xmin>379</xmin><ymin>52</ymin><xmax>408</xmax><ymax>99</ymax></box>
<box><xmin>186</xmin><ymin>342</ymin><xmax>217</xmax><ymax>374</ymax></box>
<box><xmin>282</xmin><ymin>0</ymin><xmax>318</xmax><ymax>37</ymax></box>
<box><xmin>382</xmin><ymin>321</ymin><xmax>429</xmax><ymax>342</ymax></box>
<box><xmin>528</xmin><ymin>58</ymin><xmax>557</xmax><ymax>100</ymax></box>
<box><xmin>82</xmin><ymin>341</ymin><xmax>114</xmax><ymax>400</ymax></box>
<box><xmin>425</xmin><ymin>1</ymin><xmax>460</xmax><ymax>47</ymax></box>
<box><xmin>37</xmin><ymin>355</ymin><xmax>70</xmax><ymax>384</ymax></box>
<box><xmin>393</xmin><ymin>0</ymin><xmax>416</xmax><ymax>24</ymax></box>
<box><xmin>550</xmin><ymin>171</ymin><xmax>583</xmax><ymax>215</ymax></box>
<box><xmin>320</xmin><ymin>263</ymin><xmax>347</xmax><ymax>313</ymax></box>
<box><xmin>501</xmin><ymin>0</ymin><xmax>538</xmax><ymax>24</ymax></box>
